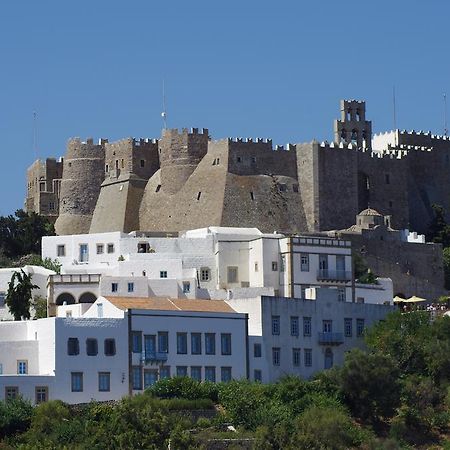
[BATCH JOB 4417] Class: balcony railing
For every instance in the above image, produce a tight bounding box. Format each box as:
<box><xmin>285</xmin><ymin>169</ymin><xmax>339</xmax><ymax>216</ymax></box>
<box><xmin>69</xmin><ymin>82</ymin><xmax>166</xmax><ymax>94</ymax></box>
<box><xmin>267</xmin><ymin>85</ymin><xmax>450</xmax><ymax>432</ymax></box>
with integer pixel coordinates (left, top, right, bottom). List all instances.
<box><xmin>49</xmin><ymin>274</ymin><xmax>101</xmax><ymax>284</ymax></box>
<box><xmin>317</xmin><ymin>269</ymin><xmax>352</xmax><ymax>282</ymax></box>
<box><xmin>141</xmin><ymin>352</ymin><xmax>168</xmax><ymax>364</ymax></box>
<box><xmin>318</xmin><ymin>332</ymin><xmax>344</xmax><ymax>345</ymax></box>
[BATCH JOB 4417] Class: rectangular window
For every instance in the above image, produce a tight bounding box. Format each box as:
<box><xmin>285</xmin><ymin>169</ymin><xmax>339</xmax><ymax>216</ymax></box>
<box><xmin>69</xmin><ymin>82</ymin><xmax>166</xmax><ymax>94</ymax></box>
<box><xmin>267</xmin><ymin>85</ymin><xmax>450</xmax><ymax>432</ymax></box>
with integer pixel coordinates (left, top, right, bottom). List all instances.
<box><xmin>344</xmin><ymin>318</ymin><xmax>353</xmax><ymax>337</ymax></box>
<box><xmin>221</xmin><ymin>367</ymin><xmax>232</xmax><ymax>382</ymax></box>
<box><xmin>254</xmin><ymin>370</ymin><xmax>262</xmax><ymax>382</ymax></box>
<box><xmin>290</xmin><ymin>316</ymin><xmax>299</xmax><ymax>336</ymax></box>
<box><xmin>205</xmin><ymin>333</ymin><xmax>216</xmax><ymax>355</ymax></box>
<box><xmin>357</xmin><ymin>319</ymin><xmax>365</xmax><ymax>337</ymax></box>
<box><xmin>254</xmin><ymin>262</ymin><xmax>259</xmax><ymax>272</ymax></box>
<box><xmin>17</xmin><ymin>360</ymin><xmax>27</xmax><ymax>375</ymax></box>
<box><xmin>111</xmin><ymin>282</ymin><xmax>118</xmax><ymax>293</ymax></box>
<box><xmin>254</xmin><ymin>343</ymin><xmax>262</xmax><ymax>358</ymax></box>
<box><xmin>160</xmin><ymin>271</ymin><xmax>168</xmax><ymax>279</ymax></box>
<box><xmin>303</xmin><ymin>317</ymin><xmax>311</xmax><ymax>337</ymax></box>
<box><xmin>158</xmin><ymin>332</ymin><xmax>169</xmax><ymax>353</ymax></box>
<box><xmin>177</xmin><ymin>333</ymin><xmax>187</xmax><ymax>354</ymax></box>
<box><xmin>104</xmin><ymin>339</ymin><xmax>116</xmax><ymax>356</ymax></box>
<box><xmin>97</xmin><ymin>303</ymin><xmax>103</xmax><ymax>318</ymax></box>
<box><xmin>293</xmin><ymin>348</ymin><xmax>301</xmax><ymax>367</ymax></box>
<box><xmin>98</xmin><ymin>372</ymin><xmax>110</xmax><ymax>392</ymax></box>
<box><xmin>191</xmin><ymin>366</ymin><xmax>201</xmax><ymax>381</ymax></box>
<box><xmin>159</xmin><ymin>366</ymin><xmax>170</xmax><ymax>379</ymax></box>
<box><xmin>132</xmin><ymin>331</ymin><xmax>142</xmax><ymax>353</ymax></box>
<box><xmin>280</xmin><ymin>255</ymin><xmax>285</xmax><ymax>272</ymax></box>
<box><xmin>144</xmin><ymin>370</ymin><xmax>158</xmax><ymax>388</ymax></box>
<box><xmin>182</xmin><ymin>282</ymin><xmax>190</xmax><ymax>293</ymax></box>
<box><xmin>272</xmin><ymin>315</ymin><xmax>280</xmax><ymax>335</ymax></box>
<box><xmin>300</xmin><ymin>254</ymin><xmax>309</xmax><ymax>271</ymax></box>
<box><xmin>86</xmin><ymin>338</ymin><xmax>98</xmax><ymax>356</ymax></box>
<box><xmin>57</xmin><ymin>245</ymin><xmax>65</xmax><ymax>257</ymax></box>
<box><xmin>205</xmin><ymin>366</ymin><xmax>216</xmax><ymax>382</ymax></box>
<box><xmin>191</xmin><ymin>333</ymin><xmax>202</xmax><ymax>355</ymax></box>
<box><xmin>127</xmin><ymin>282</ymin><xmax>134</xmax><ymax>293</ymax></box>
<box><xmin>132</xmin><ymin>366</ymin><xmax>142</xmax><ymax>390</ymax></box>
<box><xmin>200</xmin><ymin>268</ymin><xmax>210</xmax><ymax>282</ymax></box>
<box><xmin>35</xmin><ymin>386</ymin><xmax>48</xmax><ymax>404</ymax></box>
<box><xmin>272</xmin><ymin>347</ymin><xmax>280</xmax><ymax>366</ymax></box>
<box><xmin>71</xmin><ymin>372</ymin><xmax>83</xmax><ymax>392</ymax></box>
<box><xmin>176</xmin><ymin>366</ymin><xmax>188</xmax><ymax>377</ymax></box>
<box><xmin>0</xmin><ymin>293</ymin><xmax>4</xmax><ymax>308</ymax></box>
<box><xmin>96</xmin><ymin>244</ymin><xmax>104</xmax><ymax>254</ymax></box>
<box><xmin>79</xmin><ymin>244</ymin><xmax>88</xmax><ymax>262</ymax></box>
<box><xmin>67</xmin><ymin>338</ymin><xmax>80</xmax><ymax>355</ymax></box>
<box><xmin>107</xmin><ymin>243</ymin><xmax>115</xmax><ymax>254</ymax></box>
<box><xmin>5</xmin><ymin>387</ymin><xmax>18</xmax><ymax>400</ymax></box>
<box><xmin>140</xmin><ymin>159</ymin><xmax>145</xmax><ymax>167</ymax></box>
<box><xmin>337</xmin><ymin>288</ymin><xmax>346</xmax><ymax>302</ymax></box>
<box><xmin>323</xmin><ymin>320</ymin><xmax>332</xmax><ymax>333</ymax></box>
<box><xmin>221</xmin><ymin>333</ymin><xmax>232</xmax><ymax>355</ymax></box>
<box><xmin>304</xmin><ymin>349</ymin><xmax>312</xmax><ymax>367</ymax></box>
<box><xmin>227</xmin><ymin>266</ymin><xmax>238</xmax><ymax>283</ymax></box>
<box><xmin>271</xmin><ymin>261</ymin><xmax>278</xmax><ymax>271</ymax></box>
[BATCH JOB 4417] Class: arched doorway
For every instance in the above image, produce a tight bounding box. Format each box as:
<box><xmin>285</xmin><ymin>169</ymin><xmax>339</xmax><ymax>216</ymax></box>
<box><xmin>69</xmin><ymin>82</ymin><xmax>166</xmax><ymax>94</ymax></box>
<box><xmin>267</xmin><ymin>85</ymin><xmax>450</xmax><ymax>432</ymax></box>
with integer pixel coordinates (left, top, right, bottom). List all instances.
<box><xmin>55</xmin><ymin>293</ymin><xmax>76</xmax><ymax>306</ymax></box>
<box><xmin>79</xmin><ymin>292</ymin><xmax>97</xmax><ymax>304</ymax></box>
<box><xmin>324</xmin><ymin>348</ymin><xmax>334</xmax><ymax>370</ymax></box>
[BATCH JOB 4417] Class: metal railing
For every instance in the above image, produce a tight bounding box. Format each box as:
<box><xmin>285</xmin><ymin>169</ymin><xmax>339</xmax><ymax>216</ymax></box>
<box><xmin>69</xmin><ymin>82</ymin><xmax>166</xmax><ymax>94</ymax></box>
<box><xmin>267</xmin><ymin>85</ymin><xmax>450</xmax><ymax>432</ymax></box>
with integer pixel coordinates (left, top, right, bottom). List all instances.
<box><xmin>317</xmin><ymin>269</ymin><xmax>352</xmax><ymax>281</ymax></box>
<box><xmin>318</xmin><ymin>332</ymin><xmax>344</xmax><ymax>345</ymax></box>
<box><xmin>141</xmin><ymin>351</ymin><xmax>168</xmax><ymax>364</ymax></box>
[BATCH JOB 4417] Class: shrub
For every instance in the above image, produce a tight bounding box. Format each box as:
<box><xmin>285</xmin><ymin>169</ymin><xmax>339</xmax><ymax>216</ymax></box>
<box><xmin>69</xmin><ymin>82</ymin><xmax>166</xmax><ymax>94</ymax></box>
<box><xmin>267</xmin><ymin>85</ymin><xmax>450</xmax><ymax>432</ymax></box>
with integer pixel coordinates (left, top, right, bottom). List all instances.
<box><xmin>146</xmin><ymin>376</ymin><xmax>218</xmax><ymax>401</ymax></box>
<box><xmin>0</xmin><ymin>398</ymin><xmax>33</xmax><ymax>439</ymax></box>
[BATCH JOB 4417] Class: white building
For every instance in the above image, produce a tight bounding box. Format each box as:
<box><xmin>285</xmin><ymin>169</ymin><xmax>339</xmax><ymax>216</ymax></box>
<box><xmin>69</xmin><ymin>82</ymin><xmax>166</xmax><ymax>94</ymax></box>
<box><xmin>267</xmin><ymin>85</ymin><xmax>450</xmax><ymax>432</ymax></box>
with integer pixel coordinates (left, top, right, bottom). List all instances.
<box><xmin>41</xmin><ymin>227</ymin><xmax>392</xmax><ymax>315</ymax></box>
<box><xmin>0</xmin><ymin>296</ymin><xmax>247</xmax><ymax>404</ymax></box>
<box><xmin>228</xmin><ymin>288</ymin><xmax>394</xmax><ymax>383</ymax></box>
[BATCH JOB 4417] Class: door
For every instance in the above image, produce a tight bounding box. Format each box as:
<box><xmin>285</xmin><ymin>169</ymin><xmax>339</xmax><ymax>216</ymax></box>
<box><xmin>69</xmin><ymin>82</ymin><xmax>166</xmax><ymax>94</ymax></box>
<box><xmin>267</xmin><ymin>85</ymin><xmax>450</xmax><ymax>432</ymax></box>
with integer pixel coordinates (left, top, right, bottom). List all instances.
<box><xmin>144</xmin><ymin>335</ymin><xmax>156</xmax><ymax>358</ymax></box>
<box><xmin>79</xmin><ymin>244</ymin><xmax>88</xmax><ymax>262</ymax></box>
<box><xmin>336</xmin><ymin>255</ymin><xmax>345</xmax><ymax>279</ymax></box>
<box><xmin>324</xmin><ymin>348</ymin><xmax>333</xmax><ymax>369</ymax></box>
<box><xmin>319</xmin><ymin>254</ymin><xmax>328</xmax><ymax>277</ymax></box>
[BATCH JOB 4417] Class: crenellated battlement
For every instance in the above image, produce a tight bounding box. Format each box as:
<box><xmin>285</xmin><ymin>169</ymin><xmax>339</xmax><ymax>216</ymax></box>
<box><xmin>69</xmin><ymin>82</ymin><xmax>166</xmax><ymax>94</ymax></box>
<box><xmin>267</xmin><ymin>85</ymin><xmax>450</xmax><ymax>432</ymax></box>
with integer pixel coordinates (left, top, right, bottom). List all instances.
<box><xmin>162</xmin><ymin>127</ymin><xmax>209</xmax><ymax>137</ymax></box>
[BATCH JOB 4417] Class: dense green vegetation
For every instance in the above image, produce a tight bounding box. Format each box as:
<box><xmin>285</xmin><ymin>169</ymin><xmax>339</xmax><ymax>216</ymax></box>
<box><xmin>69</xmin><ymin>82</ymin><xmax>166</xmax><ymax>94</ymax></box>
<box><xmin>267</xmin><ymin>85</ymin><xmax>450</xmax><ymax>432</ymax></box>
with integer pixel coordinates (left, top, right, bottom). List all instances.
<box><xmin>1</xmin><ymin>311</ymin><xmax>450</xmax><ymax>449</ymax></box>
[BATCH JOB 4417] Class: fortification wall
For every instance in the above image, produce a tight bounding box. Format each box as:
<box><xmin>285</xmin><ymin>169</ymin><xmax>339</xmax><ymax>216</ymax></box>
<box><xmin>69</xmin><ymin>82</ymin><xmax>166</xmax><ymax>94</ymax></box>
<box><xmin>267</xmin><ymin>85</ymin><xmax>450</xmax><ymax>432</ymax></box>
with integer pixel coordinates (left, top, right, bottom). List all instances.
<box><xmin>224</xmin><ymin>138</ymin><xmax>297</xmax><ymax>178</ymax></box>
<box><xmin>55</xmin><ymin>138</ymin><xmax>105</xmax><ymax>235</ymax></box>
<box><xmin>344</xmin><ymin>231</ymin><xmax>445</xmax><ymax>300</ymax></box>
<box><xmin>139</xmin><ymin>141</ymin><xmax>228</xmax><ymax>231</ymax></box>
<box><xmin>159</xmin><ymin>128</ymin><xmax>209</xmax><ymax>194</ymax></box>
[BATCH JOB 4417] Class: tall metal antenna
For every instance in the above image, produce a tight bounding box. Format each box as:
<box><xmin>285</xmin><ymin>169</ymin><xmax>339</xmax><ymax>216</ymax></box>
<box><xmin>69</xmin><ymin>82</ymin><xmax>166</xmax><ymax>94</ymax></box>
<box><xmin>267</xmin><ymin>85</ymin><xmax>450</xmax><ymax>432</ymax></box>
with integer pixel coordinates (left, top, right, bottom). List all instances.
<box><xmin>33</xmin><ymin>110</ymin><xmax>38</xmax><ymax>159</ymax></box>
<box><xmin>444</xmin><ymin>93</ymin><xmax>448</xmax><ymax>136</ymax></box>
<box><xmin>393</xmin><ymin>85</ymin><xmax>398</xmax><ymax>147</ymax></box>
<box><xmin>161</xmin><ymin>79</ymin><xmax>167</xmax><ymax>130</ymax></box>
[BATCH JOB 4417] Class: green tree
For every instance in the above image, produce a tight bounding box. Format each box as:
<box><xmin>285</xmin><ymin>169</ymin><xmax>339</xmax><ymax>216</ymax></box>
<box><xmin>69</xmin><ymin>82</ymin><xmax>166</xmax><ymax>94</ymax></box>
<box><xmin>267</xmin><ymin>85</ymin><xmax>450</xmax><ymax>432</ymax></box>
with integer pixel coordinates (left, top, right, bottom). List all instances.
<box><xmin>443</xmin><ymin>247</ymin><xmax>450</xmax><ymax>289</ymax></box>
<box><xmin>5</xmin><ymin>270</ymin><xmax>38</xmax><ymax>321</ymax></box>
<box><xmin>427</xmin><ymin>204</ymin><xmax>450</xmax><ymax>248</ymax></box>
<box><xmin>0</xmin><ymin>397</ymin><xmax>33</xmax><ymax>439</ymax></box>
<box><xmin>32</xmin><ymin>296</ymin><xmax>47</xmax><ymax>319</ymax></box>
<box><xmin>19</xmin><ymin>255</ymin><xmax>61</xmax><ymax>274</ymax></box>
<box><xmin>335</xmin><ymin>349</ymin><xmax>401</xmax><ymax>423</ymax></box>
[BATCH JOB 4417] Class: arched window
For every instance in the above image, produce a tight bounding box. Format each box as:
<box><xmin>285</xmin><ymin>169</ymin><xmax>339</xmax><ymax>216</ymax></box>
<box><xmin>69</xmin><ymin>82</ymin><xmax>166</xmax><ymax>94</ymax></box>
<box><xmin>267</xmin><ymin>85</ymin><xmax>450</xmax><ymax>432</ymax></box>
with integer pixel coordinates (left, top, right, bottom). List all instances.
<box><xmin>79</xmin><ymin>292</ymin><xmax>97</xmax><ymax>304</ymax></box>
<box><xmin>56</xmin><ymin>293</ymin><xmax>76</xmax><ymax>306</ymax></box>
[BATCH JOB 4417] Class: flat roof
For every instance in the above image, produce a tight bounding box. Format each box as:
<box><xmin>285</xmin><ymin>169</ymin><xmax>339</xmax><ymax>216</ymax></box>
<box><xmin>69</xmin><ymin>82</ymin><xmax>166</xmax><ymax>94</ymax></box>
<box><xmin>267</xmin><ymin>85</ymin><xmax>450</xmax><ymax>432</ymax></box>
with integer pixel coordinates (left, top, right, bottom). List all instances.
<box><xmin>105</xmin><ymin>296</ymin><xmax>237</xmax><ymax>313</ymax></box>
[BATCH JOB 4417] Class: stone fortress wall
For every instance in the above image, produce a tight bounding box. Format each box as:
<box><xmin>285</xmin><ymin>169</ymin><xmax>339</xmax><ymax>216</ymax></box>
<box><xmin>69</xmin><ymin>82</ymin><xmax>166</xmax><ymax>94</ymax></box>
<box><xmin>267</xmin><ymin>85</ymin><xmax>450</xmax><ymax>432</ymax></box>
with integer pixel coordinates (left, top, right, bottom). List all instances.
<box><xmin>26</xmin><ymin>100</ymin><xmax>450</xmax><ymax>238</ymax></box>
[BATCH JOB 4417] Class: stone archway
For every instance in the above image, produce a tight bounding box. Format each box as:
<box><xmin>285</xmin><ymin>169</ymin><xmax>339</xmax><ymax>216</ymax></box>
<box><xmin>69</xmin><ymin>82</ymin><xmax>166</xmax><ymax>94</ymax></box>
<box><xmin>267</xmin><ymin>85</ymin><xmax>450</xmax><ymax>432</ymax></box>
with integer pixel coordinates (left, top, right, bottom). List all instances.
<box><xmin>78</xmin><ymin>292</ymin><xmax>97</xmax><ymax>304</ymax></box>
<box><xmin>55</xmin><ymin>293</ymin><xmax>76</xmax><ymax>306</ymax></box>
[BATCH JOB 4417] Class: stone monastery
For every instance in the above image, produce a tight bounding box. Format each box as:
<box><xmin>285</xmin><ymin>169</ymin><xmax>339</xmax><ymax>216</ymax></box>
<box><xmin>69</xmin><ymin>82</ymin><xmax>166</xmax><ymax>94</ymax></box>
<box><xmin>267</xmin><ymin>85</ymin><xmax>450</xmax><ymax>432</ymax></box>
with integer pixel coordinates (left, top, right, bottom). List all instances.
<box><xmin>26</xmin><ymin>100</ymin><xmax>450</xmax><ymax>236</ymax></box>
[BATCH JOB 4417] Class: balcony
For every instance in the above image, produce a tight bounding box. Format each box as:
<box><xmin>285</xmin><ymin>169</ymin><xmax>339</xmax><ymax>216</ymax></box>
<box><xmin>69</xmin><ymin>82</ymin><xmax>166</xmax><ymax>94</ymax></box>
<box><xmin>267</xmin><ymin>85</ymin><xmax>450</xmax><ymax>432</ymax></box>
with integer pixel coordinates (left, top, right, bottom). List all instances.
<box><xmin>141</xmin><ymin>352</ymin><xmax>168</xmax><ymax>364</ymax></box>
<box><xmin>317</xmin><ymin>269</ymin><xmax>352</xmax><ymax>282</ymax></box>
<box><xmin>318</xmin><ymin>332</ymin><xmax>344</xmax><ymax>345</ymax></box>
<box><xmin>49</xmin><ymin>274</ymin><xmax>101</xmax><ymax>284</ymax></box>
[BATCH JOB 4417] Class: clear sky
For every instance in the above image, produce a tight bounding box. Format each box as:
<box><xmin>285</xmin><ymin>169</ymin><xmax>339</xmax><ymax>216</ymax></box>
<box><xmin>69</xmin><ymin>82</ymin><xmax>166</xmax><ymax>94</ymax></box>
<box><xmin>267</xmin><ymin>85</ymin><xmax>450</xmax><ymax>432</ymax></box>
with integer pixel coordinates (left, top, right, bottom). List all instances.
<box><xmin>0</xmin><ymin>0</ymin><xmax>449</xmax><ymax>215</ymax></box>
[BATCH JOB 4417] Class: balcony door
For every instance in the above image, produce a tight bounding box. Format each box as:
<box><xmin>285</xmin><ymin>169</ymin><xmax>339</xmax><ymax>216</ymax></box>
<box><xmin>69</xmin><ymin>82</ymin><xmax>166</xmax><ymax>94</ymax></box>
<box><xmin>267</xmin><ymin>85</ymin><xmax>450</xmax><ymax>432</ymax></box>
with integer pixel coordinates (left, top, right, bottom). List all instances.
<box><xmin>336</xmin><ymin>255</ymin><xmax>345</xmax><ymax>277</ymax></box>
<box><xmin>319</xmin><ymin>255</ymin><xmax>328</xmax><ymax>271</ymax></box>
<box><xmin>324</xmin><ymin>348</ymin><xmax>334</xmax><ymax>369</ymax></box>
<box><xmin>144</xmin><ymin>335</ymin><xmax>156</xmax><ymax>356</ymax></box>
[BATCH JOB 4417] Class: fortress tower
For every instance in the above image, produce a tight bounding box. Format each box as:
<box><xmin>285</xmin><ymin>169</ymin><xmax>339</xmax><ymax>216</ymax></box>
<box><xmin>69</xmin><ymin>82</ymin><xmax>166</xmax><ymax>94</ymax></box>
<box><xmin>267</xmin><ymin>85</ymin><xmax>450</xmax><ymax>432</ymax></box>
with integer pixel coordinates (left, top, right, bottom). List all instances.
<box><xmin>89</xmin><ymin>138</ymin><xmax>159</xmax><ymax>233</ymax></box>
<box><xmin>54</xmin><ymin>138</ymin><xmax>105</xmax><ymax>235</ymax></box>
<box><xmin>334</xmin><ymin>100</ymin><xmax>372</xmax><ymax>149</ymax></box>
<box><xmin>159</xmin><ymin>128</ymin><xmax>209</xmax><ymax>194</ymax></box>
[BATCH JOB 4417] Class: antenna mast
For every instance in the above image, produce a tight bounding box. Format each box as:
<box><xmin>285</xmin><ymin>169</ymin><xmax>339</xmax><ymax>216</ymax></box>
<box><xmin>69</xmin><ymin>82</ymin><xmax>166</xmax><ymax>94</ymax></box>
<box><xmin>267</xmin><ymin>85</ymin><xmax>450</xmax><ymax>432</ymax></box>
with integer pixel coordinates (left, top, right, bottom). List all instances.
<box><xmin>444</xmin><ymin>93</ymin><xmax>448</xmax><ymax>136</ymax></box>
<box><xmin>161</xmin><ymin>79</ymin><xmax>167</xmax><ymax>130</ymax></box>
<box><xmin>33</xmin><ymin>111</ymin><xmax>38</xmax><ymax>159</ymax></box>
<box><xmin>393</xmin><ymin>86</ymin><xmax>398</xmax><ymax>147</ymax></box>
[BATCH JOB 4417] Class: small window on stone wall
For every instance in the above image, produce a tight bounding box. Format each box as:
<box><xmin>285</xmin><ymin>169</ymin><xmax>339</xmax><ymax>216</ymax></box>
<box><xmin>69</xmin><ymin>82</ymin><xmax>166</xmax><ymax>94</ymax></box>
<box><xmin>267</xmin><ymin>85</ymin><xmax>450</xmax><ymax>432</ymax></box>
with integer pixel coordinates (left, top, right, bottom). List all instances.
<box><xmin>140</xmin><ymin>160</ymin><xmax>145</xmax><ymax>168</ymax></box>
<box><xmin>105</xmin><ymin>165</ymin><xmax>109</xmax><ymax>172</ymax></box>
<box><xmin>236</xmin><ymin>157</ymin><xmax>241</xmax><ymax>163</ymax></box>
<box><xmin>197</xmin><ymin>192</ymin><xmax>202</xmax><ymax>201</ymax></box>
<box><xmin>293</xmin><ymin>184</ymin><xmax>299</xmax><ymax>193</ymax></box>
<box><xmin>121</xmin><ymin>159</ymin><xmax>124</xmax><ymax>168</ymax></box>
<box><xmin>156</xmin><ymin>185</ymin><xmax>161</xmax><ymax>193</ymax></box>
<box><xmin>250</xmin><ymin>192</ymin><xmax>254</xmax><ymax>201</ymax></box>
<box><xmin>389</xmin><ymin>201</ymin><xmax>393</xmax><ymax>208</ymax></box>
<box><xmin>385</xmin><ymin>174</ymin><xmax>390</xmax><ymax>184</ymax></box>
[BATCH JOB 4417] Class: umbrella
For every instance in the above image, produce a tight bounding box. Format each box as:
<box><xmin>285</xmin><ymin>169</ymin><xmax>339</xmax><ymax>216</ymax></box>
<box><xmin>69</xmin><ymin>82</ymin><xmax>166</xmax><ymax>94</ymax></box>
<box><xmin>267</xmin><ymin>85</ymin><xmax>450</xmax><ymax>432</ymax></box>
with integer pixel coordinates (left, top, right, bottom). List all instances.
<box><xmin>393</xmin><ymin>296</ymin><xmax>406</xmax><ymax>303</ymax></box>
<box><xmin>406</xmin><ymin>295</ymin><xmax>427</xmax><ymax>303</ymax></box>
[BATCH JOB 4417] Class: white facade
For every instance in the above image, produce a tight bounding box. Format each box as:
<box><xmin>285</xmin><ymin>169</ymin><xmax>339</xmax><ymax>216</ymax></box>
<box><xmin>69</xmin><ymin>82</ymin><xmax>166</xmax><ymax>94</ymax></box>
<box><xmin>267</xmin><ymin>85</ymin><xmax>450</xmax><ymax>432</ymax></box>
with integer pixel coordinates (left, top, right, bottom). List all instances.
<box><xmin>227</xmin><ymin>288</ymin><xmax>394</xmax><ymax>383</ymax></box>
<box><xmin>84</xmin><ymin>296</ymin><xmax>248</xmax><ymax>391</ymax></box>
<box><xmin>0</xmin><ymin>317</ymin><xmax>128</xmax><ymax>404</ymax></box>
<box><xmin>42</xmin><ymin>227</ymin><xmax>392</xmax><ymax>313</ymax></box>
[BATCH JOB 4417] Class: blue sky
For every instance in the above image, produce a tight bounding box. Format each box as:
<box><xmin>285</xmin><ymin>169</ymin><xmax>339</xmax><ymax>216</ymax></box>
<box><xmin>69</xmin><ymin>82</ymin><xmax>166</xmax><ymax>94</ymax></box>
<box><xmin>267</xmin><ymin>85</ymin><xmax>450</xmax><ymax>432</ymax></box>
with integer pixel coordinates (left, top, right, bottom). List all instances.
<box><xmin>0</xmin><ymin>0</ymin><xmax>449</xmax><ymax>215</ymax></box>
